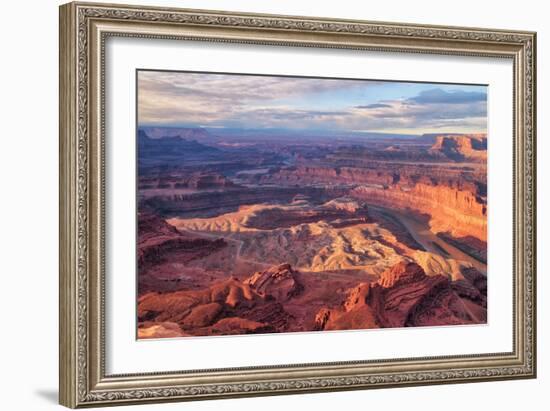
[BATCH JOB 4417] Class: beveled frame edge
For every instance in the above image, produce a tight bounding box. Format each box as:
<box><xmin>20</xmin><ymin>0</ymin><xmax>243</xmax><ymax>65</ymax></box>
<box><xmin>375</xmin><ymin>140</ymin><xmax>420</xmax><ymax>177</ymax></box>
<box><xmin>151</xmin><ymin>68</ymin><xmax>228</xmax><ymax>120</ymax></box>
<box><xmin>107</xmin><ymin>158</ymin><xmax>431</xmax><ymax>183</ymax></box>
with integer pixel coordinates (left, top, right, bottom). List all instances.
<box><xmin>59</xmin><ymin>1</ymin><xmax>536</xmax><ymax>408</ymax></box>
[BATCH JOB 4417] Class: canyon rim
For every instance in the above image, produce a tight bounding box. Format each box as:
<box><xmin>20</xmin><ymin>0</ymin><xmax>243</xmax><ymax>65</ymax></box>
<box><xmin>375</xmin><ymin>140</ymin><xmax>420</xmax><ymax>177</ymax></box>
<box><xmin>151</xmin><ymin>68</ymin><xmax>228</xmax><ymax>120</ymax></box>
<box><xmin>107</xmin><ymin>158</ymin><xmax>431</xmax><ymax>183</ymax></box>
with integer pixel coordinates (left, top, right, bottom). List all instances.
<box><xmin>136</xmin><ymin>70</ymin><xmax>488</xmax><ymax>339</ymax></box>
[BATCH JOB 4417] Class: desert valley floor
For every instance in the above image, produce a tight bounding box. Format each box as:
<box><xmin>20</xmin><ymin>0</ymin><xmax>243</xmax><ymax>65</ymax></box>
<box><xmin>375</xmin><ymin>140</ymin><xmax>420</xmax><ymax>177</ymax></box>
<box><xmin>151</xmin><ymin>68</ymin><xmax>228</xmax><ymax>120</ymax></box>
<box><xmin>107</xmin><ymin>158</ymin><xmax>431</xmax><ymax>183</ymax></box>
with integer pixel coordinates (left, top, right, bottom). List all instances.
<box><xmin>136</xmin><ymin>128</ymin><xmax>488</xmax><ymax>339</ymax></box>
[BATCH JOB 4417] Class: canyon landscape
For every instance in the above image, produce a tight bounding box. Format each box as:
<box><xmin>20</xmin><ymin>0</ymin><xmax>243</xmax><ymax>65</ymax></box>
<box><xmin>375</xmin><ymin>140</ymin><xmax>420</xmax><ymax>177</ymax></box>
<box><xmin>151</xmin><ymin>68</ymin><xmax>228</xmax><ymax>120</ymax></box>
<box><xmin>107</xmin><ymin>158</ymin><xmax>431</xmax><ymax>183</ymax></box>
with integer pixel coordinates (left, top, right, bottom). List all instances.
<box><xmin>136</xmin><ymin>70</ymin><xmax>488</xmax><ymax>339</ymax></box>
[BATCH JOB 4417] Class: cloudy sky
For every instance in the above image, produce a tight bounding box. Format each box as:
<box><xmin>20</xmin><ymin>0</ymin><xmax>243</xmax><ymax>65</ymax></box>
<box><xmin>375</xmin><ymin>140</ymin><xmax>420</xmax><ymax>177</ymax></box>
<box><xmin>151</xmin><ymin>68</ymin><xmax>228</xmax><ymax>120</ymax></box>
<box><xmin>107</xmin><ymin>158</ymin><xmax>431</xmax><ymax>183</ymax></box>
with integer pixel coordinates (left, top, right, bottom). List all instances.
<box><xmin>137</xmin><ymin>70</ymin><xmax>487</xmax><ymax>135</ymax></box>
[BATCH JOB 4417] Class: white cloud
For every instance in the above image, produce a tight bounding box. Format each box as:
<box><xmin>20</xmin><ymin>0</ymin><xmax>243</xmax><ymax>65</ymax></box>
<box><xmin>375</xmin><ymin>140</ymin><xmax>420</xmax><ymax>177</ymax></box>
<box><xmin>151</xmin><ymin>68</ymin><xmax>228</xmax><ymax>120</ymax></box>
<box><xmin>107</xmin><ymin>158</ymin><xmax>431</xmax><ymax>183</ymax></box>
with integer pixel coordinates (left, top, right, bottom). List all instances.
<box><xmin>137</xmin><ymin>71</ymin><xmax>486</xmax><ymax>134</ymax></box>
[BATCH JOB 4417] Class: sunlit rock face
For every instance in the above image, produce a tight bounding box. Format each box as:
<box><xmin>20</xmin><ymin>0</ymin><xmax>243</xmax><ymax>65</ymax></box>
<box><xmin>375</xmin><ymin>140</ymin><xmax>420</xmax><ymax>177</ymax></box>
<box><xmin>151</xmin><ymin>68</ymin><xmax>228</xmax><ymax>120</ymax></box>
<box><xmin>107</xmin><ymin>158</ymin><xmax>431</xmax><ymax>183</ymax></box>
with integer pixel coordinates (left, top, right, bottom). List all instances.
<box><xmin>244</xmin><ymin>263</ymin><xmax>303</xmax><ymax>302</ymax></box>
<box><xmin>315</xmin><ymin>261</ymin><xmax>487</xmax><ymax>331</ymax></box>
<box><xmin>430</xmin><ymin>135</ymin><xmax>487</xmax><ymax>162</ymax></box>
<box><xmin>351</xmin><ymin>182</ymin><xmax>487</xmax><ymax>242</ymax></box>
<box><xmin>138</xmin><ymin>265</ymin><xmax>300</xmax><ymax>336</ymax></box>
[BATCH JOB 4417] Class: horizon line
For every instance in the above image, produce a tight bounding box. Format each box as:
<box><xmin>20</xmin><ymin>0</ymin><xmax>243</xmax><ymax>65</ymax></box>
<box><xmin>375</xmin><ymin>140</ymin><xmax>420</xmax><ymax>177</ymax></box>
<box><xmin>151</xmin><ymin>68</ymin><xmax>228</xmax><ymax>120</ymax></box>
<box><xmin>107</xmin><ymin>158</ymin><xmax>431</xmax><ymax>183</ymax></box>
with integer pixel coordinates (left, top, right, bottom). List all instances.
<box><xmin>137</xmin><ymin>124</ymin><xmax>487</xmax><ymax>137</ymax></box>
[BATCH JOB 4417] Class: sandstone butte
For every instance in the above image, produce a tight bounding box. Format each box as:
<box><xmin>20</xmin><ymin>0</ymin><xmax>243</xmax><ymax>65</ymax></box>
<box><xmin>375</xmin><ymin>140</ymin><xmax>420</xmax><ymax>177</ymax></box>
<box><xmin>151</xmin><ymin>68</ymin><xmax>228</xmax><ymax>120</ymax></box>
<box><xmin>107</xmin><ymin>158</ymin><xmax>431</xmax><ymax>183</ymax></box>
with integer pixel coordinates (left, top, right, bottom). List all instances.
<box><xmin>430</xmin><ymin>134</ymin><xmax>487</xmax><ymax>162</ymax></box>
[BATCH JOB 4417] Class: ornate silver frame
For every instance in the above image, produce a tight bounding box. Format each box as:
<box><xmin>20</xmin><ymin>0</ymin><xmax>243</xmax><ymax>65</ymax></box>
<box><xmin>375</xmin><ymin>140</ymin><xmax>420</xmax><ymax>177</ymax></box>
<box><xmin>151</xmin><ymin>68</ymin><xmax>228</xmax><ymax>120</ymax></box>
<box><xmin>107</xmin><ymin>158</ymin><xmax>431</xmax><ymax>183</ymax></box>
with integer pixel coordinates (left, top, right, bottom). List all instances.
<box><xmin>59</xmin><ymin>2</ymin><xmax>537</xmax><ymax>408</ymax></box>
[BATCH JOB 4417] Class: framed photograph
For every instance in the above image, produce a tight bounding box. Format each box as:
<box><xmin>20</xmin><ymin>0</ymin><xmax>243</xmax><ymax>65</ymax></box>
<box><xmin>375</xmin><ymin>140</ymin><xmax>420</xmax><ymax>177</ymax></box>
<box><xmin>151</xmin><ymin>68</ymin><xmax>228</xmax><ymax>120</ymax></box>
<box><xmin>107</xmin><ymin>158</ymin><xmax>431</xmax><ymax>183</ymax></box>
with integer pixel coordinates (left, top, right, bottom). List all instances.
<box><xmin>59</xmin><ymin>2</ymin><xmax>537</xmax><ymax>408</ymax></box>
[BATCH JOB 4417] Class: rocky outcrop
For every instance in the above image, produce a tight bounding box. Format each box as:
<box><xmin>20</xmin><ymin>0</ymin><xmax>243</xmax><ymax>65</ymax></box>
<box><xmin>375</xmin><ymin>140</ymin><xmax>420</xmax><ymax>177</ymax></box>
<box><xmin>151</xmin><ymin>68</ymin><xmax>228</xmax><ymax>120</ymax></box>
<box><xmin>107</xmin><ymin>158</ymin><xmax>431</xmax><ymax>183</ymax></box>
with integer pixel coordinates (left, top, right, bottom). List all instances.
<box><xmin>138</xmin><ymin>264</ymin><xmax>301</xmax><ymax>337</ymax></box>
<box><xmin>138</xmin><ymin>211</ymin><xmax>181</xmax><ymax>240</ymax></box>
<box><xmin>138</xmin><ymin>236</ymin><xmax>226</xmax><ymax>274</ymax></box>
<box><xmin>322</xmin><ymin>197</ymin><xmax>369</xmax><ymax>213</ymax></box>
<box><xmin>315</xmin><ymin>261</ymin><xmax>487</xmax><ymax>331</ymax></box>
<box><xmin>244</xmin><ymin>263</ymin><xmax>303</xmax><ymax>301</ymax></box>
<box><xmin>314</xmin><ymin>283</ymin><xmax>379</xmax><ymax>331</ymax></box>
<box><xmin>137</xmin><ymin>213</ymin><xmax>227</xmax><ymax>293</ymax></box>
<box><xmin>138</xmin><ymin>277</ymin><xmax>264</xmax><ymax>334</ymax></box>
<box><xmin>138</xmin><ymin>213</ymin><xmax>226</xmax><ymax>272</ymax></box>
<box><xmin>369</xmin><ymin>262</ymin><xmax>455</xmax><ymax>328</ymax></box>
<box><xmin>454</xmin><ymin>266</ymin><xmax>487</xmax><ymax>305</ymax></box>
<box><xmin>376</xmin><ymin>260</ymin><xmax>426</xmax><ymax>288</ymax></box>
<box><xmin>430</xmin><ymin>134</ymin><xmax>487</xmax><ymax>162</ymax></box>
<box><xmin>242</xmin><ymin>198</ymin><xmax>369</xmax><ymax>230</ymax></box>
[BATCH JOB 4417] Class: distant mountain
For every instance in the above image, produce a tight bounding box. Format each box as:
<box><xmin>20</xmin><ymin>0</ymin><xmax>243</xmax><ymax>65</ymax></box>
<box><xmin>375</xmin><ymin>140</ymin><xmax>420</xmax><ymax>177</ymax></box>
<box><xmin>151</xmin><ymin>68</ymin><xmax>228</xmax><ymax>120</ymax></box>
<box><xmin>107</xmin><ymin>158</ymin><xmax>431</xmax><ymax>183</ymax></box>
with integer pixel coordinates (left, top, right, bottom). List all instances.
<box><xmin>139</xmin><ymin>126</ymin><xmax>213</xmax><ymax>140</ymax></box>
<box><xmin>204</xmin><ymin>127</ymin><xmax>420</xmax><ymax>142</ymax></box>
<box><xmin>138</xmin><ymin>130</ymin><xmax>221</xmax><ymax>169</ymax></box>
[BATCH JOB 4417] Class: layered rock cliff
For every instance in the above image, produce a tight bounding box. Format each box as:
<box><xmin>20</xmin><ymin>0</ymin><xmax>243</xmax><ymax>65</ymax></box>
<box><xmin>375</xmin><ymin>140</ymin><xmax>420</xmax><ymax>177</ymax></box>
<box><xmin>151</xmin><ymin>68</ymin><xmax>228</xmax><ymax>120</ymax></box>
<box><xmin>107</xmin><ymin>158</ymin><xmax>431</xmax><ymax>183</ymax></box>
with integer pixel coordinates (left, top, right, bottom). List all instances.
<box><xmin>137</xmin><ymin>213</ymin><xmax>228</xmax><ymax>293</ymax></box>
<box><xmin>142</xmin><ymin>186</ymin><xmax>347</xmax><ymax>218</ymax></box>
<box><xmin>315</xmin><ymin>261</ymin><xmax>486</xmax><ymax>331</ymax></box>
<box><xmin>351</xmin><ymin>182</ymin><xmax>487</xmax><ymax>242</ymax></box>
